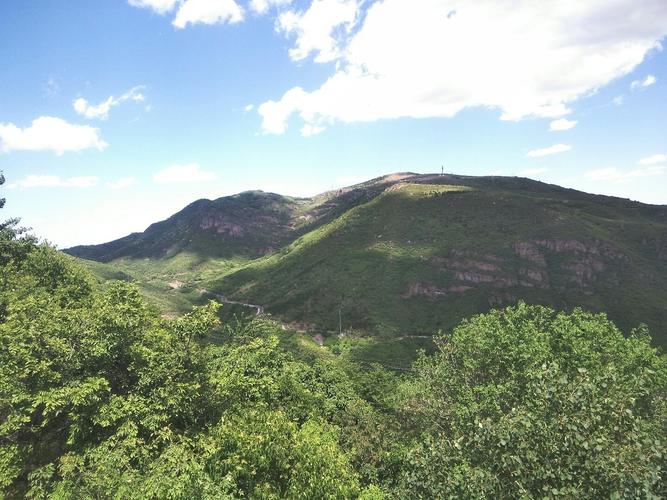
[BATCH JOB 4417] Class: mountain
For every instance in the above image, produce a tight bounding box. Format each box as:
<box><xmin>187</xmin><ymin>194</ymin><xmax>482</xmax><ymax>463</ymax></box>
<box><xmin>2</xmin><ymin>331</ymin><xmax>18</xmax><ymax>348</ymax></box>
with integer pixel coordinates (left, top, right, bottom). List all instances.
<box><xmin>66</xmin><ymin>173</ymin><xmax>667</xmax><ymax>352</ymax></box>
<box><xmin>68</xmin><ymin>191</ymin><xmax>301</xmax><ymax>261</ymax></box>
<box><xmin>67</xmin><ymin>174</ymin><xmax>413</xmax><ymax>262</ymax></box>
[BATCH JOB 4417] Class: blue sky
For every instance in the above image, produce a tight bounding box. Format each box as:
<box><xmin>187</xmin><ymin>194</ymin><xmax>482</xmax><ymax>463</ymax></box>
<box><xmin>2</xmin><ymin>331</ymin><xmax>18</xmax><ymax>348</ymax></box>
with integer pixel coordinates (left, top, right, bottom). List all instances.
<box><xmin>1</xmin><ymin>0</ymin><xmax>666</xmax><ymax>247</ymax></box>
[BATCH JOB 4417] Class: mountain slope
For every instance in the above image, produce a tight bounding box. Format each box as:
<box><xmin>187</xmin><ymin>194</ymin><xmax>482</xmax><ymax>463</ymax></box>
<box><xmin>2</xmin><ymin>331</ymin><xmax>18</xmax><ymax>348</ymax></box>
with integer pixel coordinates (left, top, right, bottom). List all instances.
<box><xmin>67</xmin><ymin>173</ymin><xmax>416</xmax><ymax>262</ymax></box>
<box><xmin>67</xmin><ymin>173</ymin><xmax>667</xmax><ymax>350</ymax></box>
<box><xmin>207</xmin><ymin>178</ymin><xmax>667</xmax><ymax>347</ymax></box>
<box><xmin>67</xmin><ymin>191</ymin><xmax>302</xmax><ymax>261</ymax></box>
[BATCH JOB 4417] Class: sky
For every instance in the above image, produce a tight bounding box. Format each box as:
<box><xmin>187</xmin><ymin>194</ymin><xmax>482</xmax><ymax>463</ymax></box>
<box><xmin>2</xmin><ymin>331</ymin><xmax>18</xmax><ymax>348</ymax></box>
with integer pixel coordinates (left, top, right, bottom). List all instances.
<box><xmin>1</xmin><ymin>0</ymin><xmax>666</xmax><ymax>248</ymax></box>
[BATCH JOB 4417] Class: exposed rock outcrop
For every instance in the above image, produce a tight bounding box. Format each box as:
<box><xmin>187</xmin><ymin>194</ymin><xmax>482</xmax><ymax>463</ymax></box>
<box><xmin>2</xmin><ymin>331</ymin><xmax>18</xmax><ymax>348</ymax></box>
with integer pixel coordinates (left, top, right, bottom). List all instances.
<box><xmin>199</xmin><ymin>216</ymin><xmax>245</xmax><ymax>236</ymax></box>
<box><xmin>404</xmin><ymin>239</ymin><xmax>628</xmax><ymax>301</ymax></box>
<box><xmin>402</xmin><ymin>282</ymin><xmax>472</xmax><ymax>299</ymax></box>
<box><xmin>513</xmin><ymin>242</ymin><xmax>546</xmax><ymax>265</ymax></box>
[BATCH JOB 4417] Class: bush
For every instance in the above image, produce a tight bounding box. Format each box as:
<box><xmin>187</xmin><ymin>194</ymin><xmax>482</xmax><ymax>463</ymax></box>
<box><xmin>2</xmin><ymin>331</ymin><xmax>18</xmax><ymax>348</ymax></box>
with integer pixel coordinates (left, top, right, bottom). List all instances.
<box><xmin>397</xmin><ymin>303</ymin><xmax>666</xmax><ymax>498</ymax></box>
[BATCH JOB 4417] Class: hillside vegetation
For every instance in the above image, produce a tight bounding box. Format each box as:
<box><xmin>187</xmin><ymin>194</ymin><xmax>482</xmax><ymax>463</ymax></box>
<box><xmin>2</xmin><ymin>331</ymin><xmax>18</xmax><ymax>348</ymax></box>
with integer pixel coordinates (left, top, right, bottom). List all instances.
<box><xmin>1</xmin><ymin>243</ymin><xmax>665</xmax><ymax>497</ymax></box>
<box><xmin>69</xmin><ymin>174</ymin><xmax>667</xmax><ymax>355</ymax></box>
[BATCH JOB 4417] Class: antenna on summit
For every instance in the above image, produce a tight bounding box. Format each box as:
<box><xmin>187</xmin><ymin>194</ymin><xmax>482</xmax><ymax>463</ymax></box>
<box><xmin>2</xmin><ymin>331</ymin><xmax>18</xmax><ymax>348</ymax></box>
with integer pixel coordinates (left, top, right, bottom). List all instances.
<box><xmin>441</xmin><ymin>165</ymin><xmax>444</xmax><ymax>176</ymax></box>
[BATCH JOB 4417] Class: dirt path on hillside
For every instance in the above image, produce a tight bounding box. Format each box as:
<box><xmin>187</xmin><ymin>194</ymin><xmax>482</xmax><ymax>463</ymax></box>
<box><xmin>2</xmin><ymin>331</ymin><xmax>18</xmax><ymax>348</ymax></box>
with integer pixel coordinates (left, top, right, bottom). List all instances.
<box><xmin>198</xmin><ymin>289</ymin><xmax>430</xmax><ymax>372</ymax></box>
<box><xmin>199</xmin><ymin>290</ymin><xmax>265</xmax><ymax>316</ymax></box>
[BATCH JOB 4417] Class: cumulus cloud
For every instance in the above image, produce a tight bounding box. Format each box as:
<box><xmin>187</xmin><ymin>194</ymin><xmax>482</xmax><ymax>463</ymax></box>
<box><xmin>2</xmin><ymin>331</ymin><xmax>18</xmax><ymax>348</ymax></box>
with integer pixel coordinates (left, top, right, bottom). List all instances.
<box><xmin>107</xmin><ymin>177</ymin><xmax>138</xmax><ymax>189</ymax></box>
<box><xmin>128</xmin><ymin>0</ymin><xmax>180</xmax><ymax>14</ymax></box>
<box><xmin>526</xmin><ymin>144</ymin><xmax>571</xmax><ymax>158</ymax></box>
<box><xmin>259</xmin><ymin>0</ymin><xmax>667</xmax><ymax>135</ymax></box>
<box><xmin>173</xmin><ymin>0</ymin><xmax>243</xmax><ymax>28</ymax></box>
<box><xmin>0</xmin><ymin>117</ymin><xmax>107</xmax><ymax>155</ymax></box>
<box><xmin>129</xmin><ymin>0</ymin><xmax>243</xmax><ymax>27</ymax></box>
<box><xmin>250</xmin><ymin>0</ymin><xmax>291</xmax><ymax>15</ymax></box>
<box><xmin>631</xmin><ymin>74</ymin><xmax>657</xmax><ymax>90</ymax></box>
<box><xmin>549</xmin><ymin>118</ymin><xmax>577</xmax><ymax>131</ymax></box>
<box><xmin>11</xmin><ymin>175</ymin><xmax>99</xmax><ymax>189</ymax></box>
<box><xmin>73</xmin><ymin>86</ymin><xmax>145</xmax><ymax>120</ymax></box>
<box><xmin>277</xmin><ymin>0</ymin><xmax>360</xmax><ymax>63</ymax></box>
<box><xmin>638</xmin><ymin>153</ymin><xmax>666</xmax><ymax>165</ymax></box>
<box><xmin>153</xmin><ymin>163</ymin><xmax>217</xmax><ymax>183</ymax></box>
<box><xmin>300</xmin><ymin>123</ymin><xmax>325</xmax><ymax>137</ymax></box>
<box><xmin>258</xmin><ymin>87</ymin><xmax>308</xmax><ymax>134</ymax></box>
<box><xmin>585</xmin><ymin>165</ymin><xmax>665</xmax><ymax>182</ymax></box>
<box><xmin>244</xmin><ymin>104</ymin><xmax>255</xmax><ymax>112</ymax></box>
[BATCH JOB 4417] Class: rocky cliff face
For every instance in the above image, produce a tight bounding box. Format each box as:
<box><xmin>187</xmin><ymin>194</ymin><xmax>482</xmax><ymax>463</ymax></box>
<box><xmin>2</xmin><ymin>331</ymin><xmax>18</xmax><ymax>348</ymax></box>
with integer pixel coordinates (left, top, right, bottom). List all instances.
<box><xmin>404</xmin><ymin>239</ymin><xmax>629</xmax><ymax>305</ymax></box>
<box><xmin>67</xmin><ymin>191</ymin><xmax>302</xmax><ymax>260</ymax></box>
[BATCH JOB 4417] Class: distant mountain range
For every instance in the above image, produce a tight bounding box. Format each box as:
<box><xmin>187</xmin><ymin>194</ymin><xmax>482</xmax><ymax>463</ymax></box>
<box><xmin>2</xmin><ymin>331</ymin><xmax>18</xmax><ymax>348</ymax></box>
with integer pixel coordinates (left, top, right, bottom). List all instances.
<box><xmin>66</xmin><ymin>173</ymin><xmax>667</xmax><ymax>350</ymax></box>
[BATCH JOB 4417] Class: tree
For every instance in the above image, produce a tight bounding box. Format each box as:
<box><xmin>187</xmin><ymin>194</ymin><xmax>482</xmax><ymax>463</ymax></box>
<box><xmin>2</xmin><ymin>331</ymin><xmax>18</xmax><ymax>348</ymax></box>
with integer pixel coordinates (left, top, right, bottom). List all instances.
<box><xmin>0</xmin><ymin>171</ymin><xmax>35</xmax><ymax>266</ymax></box>
<box><xmin>0</xmin><ymin>244</ymin><xmax>386</xmax><ymax>497</ymax></box>
<box><xmin>1</xmin><ymin>170</ymin><xmax>5</xmax><ymax>209</ymax></box>
<box><xmin>397</xmin><ymin>303</ymin><xmax>667</xmax><ymax>498</ymax></box>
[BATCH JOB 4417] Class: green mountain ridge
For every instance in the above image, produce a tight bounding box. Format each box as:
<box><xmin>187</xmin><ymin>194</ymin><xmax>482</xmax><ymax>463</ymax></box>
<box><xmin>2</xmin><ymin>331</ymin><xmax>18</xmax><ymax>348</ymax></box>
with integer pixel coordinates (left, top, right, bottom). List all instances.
<box><xmin>67</xmin><ymin>173</ymin><xmax>416</xmax><ymax>262</ymax></box>
<box><xmin>66</xmin><ymin>173</ymin><xmax>667</xmax><ymax>350</ymax></box>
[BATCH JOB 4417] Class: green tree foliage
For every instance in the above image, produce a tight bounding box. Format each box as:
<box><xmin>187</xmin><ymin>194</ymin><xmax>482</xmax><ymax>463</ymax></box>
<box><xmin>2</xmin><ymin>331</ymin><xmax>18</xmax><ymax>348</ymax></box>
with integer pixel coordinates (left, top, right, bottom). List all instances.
<box><xmin>0</xmin><ymin>172</ymin><xmax>35</xmax><ymax>267</ymax></box>
<box><xmin>0</xmin><ymin>242</ymin><xmax>387</xmax><ymax>498</ymax></box>
<box><xmin>397</xmin><ymin>303</ymin><xmax>667</xmax><ymax>498</ymax></box>
<box><xmin>1</xmin><ymin>193</ymin><xmax>665</xmax><ymax>497</ymax></box>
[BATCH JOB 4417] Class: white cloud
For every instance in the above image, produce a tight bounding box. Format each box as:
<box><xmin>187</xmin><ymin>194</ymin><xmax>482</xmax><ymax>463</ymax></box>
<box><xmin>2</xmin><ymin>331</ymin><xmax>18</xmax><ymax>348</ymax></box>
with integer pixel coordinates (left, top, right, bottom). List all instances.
<box><xmin>73</xmin><ymin>86</ymin><xmax>145</xmax><ymax>120</ymax></box>
<box><xmin>638</xmin><ymin>153</ymin><xmax>666</xmax><ymax>165</ymax></box>
<box><xmin>630</xmin><ymin>74</ymin><xmax>657</xmax><ymax>90</ymax></box>
<box><xmin>585</xmin><ymin>165</ymin><xmax>665</xmax><ymax>183</ymax></box>
<box><xmin>244</xmin><ymin>103</ymin><xmax>254</xmax><ymax>112</ymax></box>
<box><xmin>153</xmin><ymin>163</ymin><xmax>217</xmax><ymax>184</ymax></box>
<box><xmin>518</xmin><ymin>167</ymin><xmax>549</xmax><ymax>176</ymax></box>
<box><xmin>128</xmin><ymin>0</ymin><xmax>179</xmax><ymax>14</ymax></box>
<box><xmin>0</xmin><ymin>117</ymin><xmax>107</xmax><ymax>155</ymax></box>
<box><xmin>250</xmin><ymin>0</ymin><xmax>291</xmax><ymax>15</ymax></box>
<box><xmin>612</xmin><ymin>95</ymin><xmax>624</xmax><ymax>106</ymax></box>
<box><xmin>549</xmin><ymin>118</ymin><xmax>577</xmax><ymax>131</ymax></box>
<box><xmin>300</xmin><ymin>123</ymin><xmax>325</xmax><ymax>136</ymax></box>
<box><xmin>107</xmin><ymin>177</ymin><xmax>138</xmax><ymax>189</ymax></box>
<box><xmin>277</xmin><ymin>0</ymin><xmax>360</xmax><ymax>63</ymax></box>
<box><xmin>173</xmin><ymin>0</ymin><xmax>243</xmax><ymax>28</ymax></box>
<box><xmin>12</xmin><ymin>175</ymin><xmax>99</xmax><ymax>189</ymax></box>
<box><xmin>526</xmin><ymin>144</ymin><xmax>571</xmax><ymax>158</ymax></box>
<box><xmin>260</xmin><ymin>0</ymin><xmax>667</xmax><ymax>135</ymax></box>
<box><xmin>129</xmin><ymin>0</ymin><xmax>244</xmax><ymax>27</ymax></box>
<box><xmin>258</xmin><ymin>87</ymin><xmax>308</xmax><ymax>134</ymax></box>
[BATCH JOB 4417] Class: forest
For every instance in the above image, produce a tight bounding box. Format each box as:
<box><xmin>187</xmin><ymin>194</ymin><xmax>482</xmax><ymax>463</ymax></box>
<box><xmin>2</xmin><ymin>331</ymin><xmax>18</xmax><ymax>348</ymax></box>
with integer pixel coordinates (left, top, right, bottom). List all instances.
<box><xmin>1</xmin><ymin>176</ymin><xmax>665</xmax><ymax>498</ymax></box>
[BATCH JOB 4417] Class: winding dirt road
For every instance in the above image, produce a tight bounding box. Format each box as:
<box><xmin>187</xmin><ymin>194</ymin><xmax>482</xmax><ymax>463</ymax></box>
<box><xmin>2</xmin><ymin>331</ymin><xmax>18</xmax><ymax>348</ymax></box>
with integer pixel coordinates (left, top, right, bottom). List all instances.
<box><xmin>200</xmin><ymin>290</ymin><xmax>265</xmax><ymax>316</ymax></box>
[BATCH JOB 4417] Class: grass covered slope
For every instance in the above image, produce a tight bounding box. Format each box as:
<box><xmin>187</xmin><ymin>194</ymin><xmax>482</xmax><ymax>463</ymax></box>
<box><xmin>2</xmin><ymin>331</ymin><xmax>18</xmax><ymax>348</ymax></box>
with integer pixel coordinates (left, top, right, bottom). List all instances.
<box><xmin>211</xmin><ymin>179</ymin><xmax>667</xmax><ymax>346</ymax></box>
<box><xmin>66</xmin><ymin>174</ymin><xmax>415</xmax><ymax>263</ymax></box>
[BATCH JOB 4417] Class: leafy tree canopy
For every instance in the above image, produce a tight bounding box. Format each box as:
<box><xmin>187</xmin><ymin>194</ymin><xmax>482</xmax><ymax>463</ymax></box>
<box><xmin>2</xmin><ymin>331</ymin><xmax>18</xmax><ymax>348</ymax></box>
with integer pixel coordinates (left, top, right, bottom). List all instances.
<box><xmin>397</xmin><ymin>303</ymin><xmax>667</xmax><ymax>498</ymax></box>
<box><xmin>0</xmin><ymin>190</ymin><xmax>664</xmax><ymax>497</ymax></box>
<box><xmin>0</xmin><ymin>244</ymin><xmax>390</xmax><ymax>498</ymax></box>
